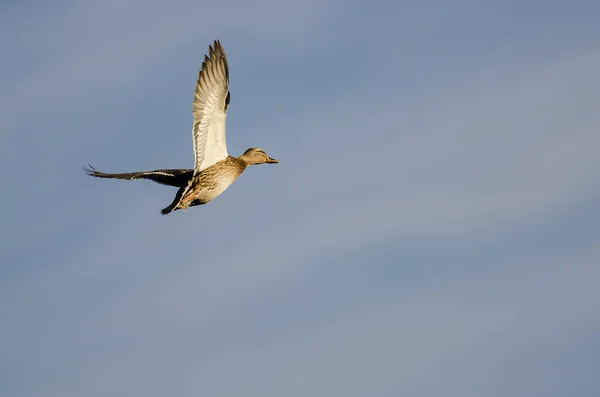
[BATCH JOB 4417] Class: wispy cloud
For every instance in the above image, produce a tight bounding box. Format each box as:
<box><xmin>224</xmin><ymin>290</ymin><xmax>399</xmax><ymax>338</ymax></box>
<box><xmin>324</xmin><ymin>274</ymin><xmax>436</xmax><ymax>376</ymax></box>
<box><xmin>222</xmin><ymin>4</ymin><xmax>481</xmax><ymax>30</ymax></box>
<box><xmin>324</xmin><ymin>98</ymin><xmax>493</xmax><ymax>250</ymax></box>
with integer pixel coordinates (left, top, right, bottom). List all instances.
<box><xmin>181</xmin><ymin>248</ymin><xmax>600</xmax><ymax>397</ymax></box>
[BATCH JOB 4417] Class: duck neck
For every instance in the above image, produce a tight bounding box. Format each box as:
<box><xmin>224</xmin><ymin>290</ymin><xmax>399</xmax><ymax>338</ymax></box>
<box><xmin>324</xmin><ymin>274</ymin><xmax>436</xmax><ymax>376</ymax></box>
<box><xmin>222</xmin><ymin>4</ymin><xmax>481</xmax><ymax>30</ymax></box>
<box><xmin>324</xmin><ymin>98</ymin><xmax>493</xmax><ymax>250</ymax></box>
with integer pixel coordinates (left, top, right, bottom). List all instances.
<box><xmin>231</xmin><ymin>155</ymin><xmax>250</xmax><ymax>172</ymax></box>
<box><xmin>237</xmin><ymin>153</ymin><xmax>256</xmax><ymax>166</ymax></box>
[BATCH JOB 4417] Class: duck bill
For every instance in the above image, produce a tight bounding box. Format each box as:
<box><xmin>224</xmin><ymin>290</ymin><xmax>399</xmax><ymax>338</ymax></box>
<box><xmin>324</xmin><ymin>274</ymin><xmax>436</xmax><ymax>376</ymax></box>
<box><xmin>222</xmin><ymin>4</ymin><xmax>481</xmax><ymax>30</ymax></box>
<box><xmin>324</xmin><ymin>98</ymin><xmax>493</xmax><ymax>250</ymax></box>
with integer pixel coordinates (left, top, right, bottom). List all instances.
<box><xmin>266</xmin><ymin>157</ymin><xmax>279</xmax><ymax>164</ymax></box>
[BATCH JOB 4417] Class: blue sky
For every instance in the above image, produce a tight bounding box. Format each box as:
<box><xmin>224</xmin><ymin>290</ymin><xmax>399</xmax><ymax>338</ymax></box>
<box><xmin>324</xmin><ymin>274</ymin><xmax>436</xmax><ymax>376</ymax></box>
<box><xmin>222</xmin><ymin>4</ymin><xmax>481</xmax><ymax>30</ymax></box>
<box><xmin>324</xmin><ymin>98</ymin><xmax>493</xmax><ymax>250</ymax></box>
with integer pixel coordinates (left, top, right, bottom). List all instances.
<box><xmin>1</xmin><ymin>0</ymin><xmax>600</xmax><ymax>396</ymax></box>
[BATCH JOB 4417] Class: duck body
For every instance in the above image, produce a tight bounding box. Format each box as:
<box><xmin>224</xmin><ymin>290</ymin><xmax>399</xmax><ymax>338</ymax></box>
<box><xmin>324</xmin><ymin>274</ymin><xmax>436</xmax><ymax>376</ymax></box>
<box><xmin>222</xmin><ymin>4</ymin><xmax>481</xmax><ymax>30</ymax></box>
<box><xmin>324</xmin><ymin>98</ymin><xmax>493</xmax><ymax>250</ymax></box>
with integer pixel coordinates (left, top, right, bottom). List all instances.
<box><xmin>161</xmin><ymin>156</ymin><xmax>247</xmax><ymax>214</ymax></box>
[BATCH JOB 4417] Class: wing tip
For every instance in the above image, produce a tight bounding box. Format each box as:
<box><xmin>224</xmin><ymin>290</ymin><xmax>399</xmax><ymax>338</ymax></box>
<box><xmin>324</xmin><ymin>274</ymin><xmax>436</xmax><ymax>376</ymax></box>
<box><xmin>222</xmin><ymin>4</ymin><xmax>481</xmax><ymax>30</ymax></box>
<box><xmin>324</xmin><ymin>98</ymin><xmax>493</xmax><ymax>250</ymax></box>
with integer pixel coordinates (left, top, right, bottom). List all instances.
<box><xmin>209</xmin><ymin>39</ymin><xmax>228</xmax><ymax>77</ymax></box>
<box><xmin>83</xmin><ymin>164</ymin><xmax>98</xmax><ymax>176</ymax></box>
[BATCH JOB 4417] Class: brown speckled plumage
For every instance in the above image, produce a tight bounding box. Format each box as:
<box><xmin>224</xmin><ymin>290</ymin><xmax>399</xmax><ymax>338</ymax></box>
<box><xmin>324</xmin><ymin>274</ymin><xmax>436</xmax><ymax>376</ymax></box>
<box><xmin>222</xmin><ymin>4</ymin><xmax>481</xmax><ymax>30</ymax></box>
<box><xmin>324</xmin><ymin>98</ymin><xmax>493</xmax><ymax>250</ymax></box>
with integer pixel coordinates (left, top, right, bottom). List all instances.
<box><xmin>160</xmin><ymin>156</ymin><xmax>247</xmax><ymax>214</ymax></box>
<box><xmin>83</xmin><ymin>40</ymin><xmax>278</xmax><ymax>215</ymax></box>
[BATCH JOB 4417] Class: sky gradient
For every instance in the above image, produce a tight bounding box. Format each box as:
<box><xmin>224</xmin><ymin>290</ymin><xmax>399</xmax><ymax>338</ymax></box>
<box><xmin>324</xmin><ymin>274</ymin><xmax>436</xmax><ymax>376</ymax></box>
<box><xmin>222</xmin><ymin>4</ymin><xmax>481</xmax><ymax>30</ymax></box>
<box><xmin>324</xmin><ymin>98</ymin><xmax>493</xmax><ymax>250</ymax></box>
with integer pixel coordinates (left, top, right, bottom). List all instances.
<box><xmin>2</xmin><ymin>1</ymin><xmax>600</xmax><ymax>396</ymax></box>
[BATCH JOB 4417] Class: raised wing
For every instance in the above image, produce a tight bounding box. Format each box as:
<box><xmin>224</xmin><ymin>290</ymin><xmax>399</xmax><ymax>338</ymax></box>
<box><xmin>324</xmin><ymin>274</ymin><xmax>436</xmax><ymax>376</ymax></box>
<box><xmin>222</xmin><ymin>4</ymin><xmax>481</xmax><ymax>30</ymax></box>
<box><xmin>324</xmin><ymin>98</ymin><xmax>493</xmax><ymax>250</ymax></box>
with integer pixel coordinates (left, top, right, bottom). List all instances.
<box><xmin>192</xmin><ymin>40</ymin><xmax>231</xmax><ymax>174</ymax></box>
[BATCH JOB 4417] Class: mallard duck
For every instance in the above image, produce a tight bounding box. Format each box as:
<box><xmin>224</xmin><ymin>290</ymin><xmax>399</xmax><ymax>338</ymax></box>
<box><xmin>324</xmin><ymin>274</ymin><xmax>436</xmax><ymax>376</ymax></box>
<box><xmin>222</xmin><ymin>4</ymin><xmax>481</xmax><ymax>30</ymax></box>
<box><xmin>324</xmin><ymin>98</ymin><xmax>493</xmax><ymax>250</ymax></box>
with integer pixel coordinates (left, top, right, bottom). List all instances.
<box><xmin>84</xmin><ymin>40</ymin><xmax>278</xmax><ymax>215</ymax></box>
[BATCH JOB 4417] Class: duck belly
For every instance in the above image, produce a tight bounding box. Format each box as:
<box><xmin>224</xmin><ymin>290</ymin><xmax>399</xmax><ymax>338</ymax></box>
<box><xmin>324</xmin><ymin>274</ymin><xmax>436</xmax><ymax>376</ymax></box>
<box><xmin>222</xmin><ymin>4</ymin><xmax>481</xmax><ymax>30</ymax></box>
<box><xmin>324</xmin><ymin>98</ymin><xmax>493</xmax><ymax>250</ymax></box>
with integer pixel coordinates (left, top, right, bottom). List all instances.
<box><xmin>195</xmin><ymin>174</ymin><xmax>238</xmax><ymax>203</ymax></box>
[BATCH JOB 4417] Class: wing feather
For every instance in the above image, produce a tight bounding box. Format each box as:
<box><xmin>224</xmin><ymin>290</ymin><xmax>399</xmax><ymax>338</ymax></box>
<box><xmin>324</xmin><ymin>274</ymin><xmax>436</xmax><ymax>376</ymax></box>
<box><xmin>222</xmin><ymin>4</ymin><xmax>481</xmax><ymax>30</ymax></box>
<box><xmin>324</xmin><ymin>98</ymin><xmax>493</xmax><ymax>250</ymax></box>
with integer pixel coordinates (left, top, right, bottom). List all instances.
<box><xmin>83</xmin><ymin>165</ymin><xmax>193</xmax><ymax>187</ymax></box>
<box><xmin>192</xmin><ymin>40</ymin><xmax>230</xmax><ymax>173</ymax></box>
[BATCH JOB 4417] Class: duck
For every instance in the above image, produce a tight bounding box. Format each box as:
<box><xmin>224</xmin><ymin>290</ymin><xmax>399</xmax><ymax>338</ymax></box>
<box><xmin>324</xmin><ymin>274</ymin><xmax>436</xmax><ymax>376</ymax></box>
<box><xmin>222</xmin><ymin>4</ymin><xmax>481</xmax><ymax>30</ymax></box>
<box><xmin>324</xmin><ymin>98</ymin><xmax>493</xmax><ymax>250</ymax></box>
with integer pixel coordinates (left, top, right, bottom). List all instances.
<box><xmin>84</xmin><ymin>40</ymin><xmax>278</xmax><ymax>215</ymax></box>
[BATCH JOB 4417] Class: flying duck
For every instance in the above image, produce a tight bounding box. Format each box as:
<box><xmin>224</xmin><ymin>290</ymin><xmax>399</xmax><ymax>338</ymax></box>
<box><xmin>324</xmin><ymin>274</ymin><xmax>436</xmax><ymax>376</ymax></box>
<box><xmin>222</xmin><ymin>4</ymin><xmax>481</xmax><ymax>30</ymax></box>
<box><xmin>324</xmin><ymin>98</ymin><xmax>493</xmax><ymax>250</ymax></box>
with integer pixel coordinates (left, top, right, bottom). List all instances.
<box><xmin>84</xmin><ymin>40</ymin><xmax>278</xmax><ymax>215</ymax></box>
